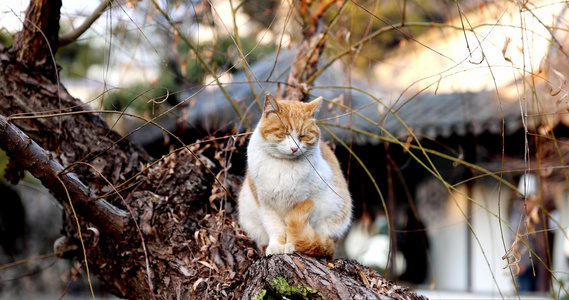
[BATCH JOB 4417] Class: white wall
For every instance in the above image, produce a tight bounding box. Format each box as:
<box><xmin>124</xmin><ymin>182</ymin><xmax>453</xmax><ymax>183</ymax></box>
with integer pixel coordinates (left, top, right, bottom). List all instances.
<box><xmin>470</xmin><ymin>182</ymin><xmax>515</xmax><ymax>294</ymax></box>
<box><xmin>425</xmin><ymin>184</ymin><xmax>469</xmax><ymax>291</ymax></box>
<box><xmin>373</xmin><ymin>0</ymin><xmax>568</xmax><ymax>96</ymax></box>
<box><xmin>552</xmin><ymin>185</ymin><xmax>569</xmax><ymax>292</ymax></box>
<box><xmin>424</xmin><ymin>181</ymin><xmax>518</xmax><ymax>293</ymax></box>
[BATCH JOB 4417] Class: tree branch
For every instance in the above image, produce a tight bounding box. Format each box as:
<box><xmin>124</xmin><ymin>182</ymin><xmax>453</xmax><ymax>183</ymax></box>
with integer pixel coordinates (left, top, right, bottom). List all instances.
<box><xmin>0</xmin><ymin>114</ymin><xmax>128</xmax><ymax>238</ymax></box>
<box><xmin>59</xmin><ymin>0</ymin><xmax>113</xmax><ymax>46</ymax></box>
<box><xmin>283</xmin><ymin>32</ymin><xmax>326</xmax><ymax>101</ymax></box>
<box><xmin>9</xmin><ymin>0</ymin><xmax>62</xmax><ymax>75</ymax></box>
<box><xmin>282</xmin><ymin>0</ymin><xmax>332</xmax><ymax>101</ymax></box>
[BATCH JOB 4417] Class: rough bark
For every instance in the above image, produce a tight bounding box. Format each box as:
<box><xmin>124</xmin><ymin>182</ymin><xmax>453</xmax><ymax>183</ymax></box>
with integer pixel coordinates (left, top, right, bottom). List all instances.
<box><xmin>0</xmin><ymin>0</ymin><xmax>428</xmax><ymax>299</ymax></box>
<box><xmin>0</xmin><ymin>2</ymin><xmax>267</xmax><ymax>297</ymax></box>
<box><xmin>0</xmin><ymin>47</ymin><xmax>151</xmax><ymax>202</ymax></box>
<box><xmin>9</xmin><ymin>0</ymin><xmax>61</xmax><ymax>78</ymax></box>
<box><xmin>282</xmin><ymin>0</ymin><xmax>327</xmax><ymax>102</ymax></box>
<box><xmin>282</xmin><ymin>33</ymin><xmax>326</xmax><ymax>102</ymax></box>
<box><xmin>242</xmin><ymin>253</ymin><xmax>427</xmax><ymax>300</ymax></box>
<box><xmin>0</xmin><ymin>114</ymin><xmax>128</xmax><ymax>238</ymax></box>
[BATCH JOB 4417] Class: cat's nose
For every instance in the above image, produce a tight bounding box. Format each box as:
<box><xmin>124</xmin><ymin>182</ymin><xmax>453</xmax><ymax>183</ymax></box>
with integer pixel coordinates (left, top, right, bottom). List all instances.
<box><xmin>291</xmin><ymin>146</ymin><xmax>298</xmax><ymax>153</ymax></box>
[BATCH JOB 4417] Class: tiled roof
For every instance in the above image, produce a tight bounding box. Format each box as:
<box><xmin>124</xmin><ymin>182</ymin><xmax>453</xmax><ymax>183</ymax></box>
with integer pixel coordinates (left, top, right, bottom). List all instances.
<box><xmin>177</xmin><ymin>48</ymin><xmax>527</xmax><ymax>145</ymax></box>
<box><xmin>377</xmin><ymin>91</ymin><xmax>523</xmax><ymax>139</ymax></box>
<box><xmin>130</xmin><ymin>0</ymin><xmax>569</xmax><ymax>147</ymax></box>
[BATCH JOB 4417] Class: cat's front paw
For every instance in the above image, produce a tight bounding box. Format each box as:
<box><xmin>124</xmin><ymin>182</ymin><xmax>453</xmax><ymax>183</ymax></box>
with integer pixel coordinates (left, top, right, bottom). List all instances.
<box><xmin>283</xmin><ymin>242</ymin><xmax>295</xmax><ymax>253</ymax></box>
<box><xmin>266</xmin><ymin>242</ymin><xmax>295</xmax><ymax>256</ymax></box>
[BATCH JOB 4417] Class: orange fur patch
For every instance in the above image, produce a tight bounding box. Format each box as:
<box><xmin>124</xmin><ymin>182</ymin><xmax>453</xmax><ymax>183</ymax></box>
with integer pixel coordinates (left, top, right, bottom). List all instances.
<box><xmin>286</xmin><ymin>199</ymin><xmax>337</xmax><ymax>258</ymax></box>
<box><xmin>245</xmin><ymin>174</ymin><xmax>260</xmax><ymax>207</ymax></box>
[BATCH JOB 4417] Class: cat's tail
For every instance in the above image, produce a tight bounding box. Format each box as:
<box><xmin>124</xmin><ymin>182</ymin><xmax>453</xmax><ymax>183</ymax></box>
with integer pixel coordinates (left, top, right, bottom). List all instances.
<box><xmin>285</xmin><ymin>199</ymin><xmax>336</xmax><ymax>258</ymax></box>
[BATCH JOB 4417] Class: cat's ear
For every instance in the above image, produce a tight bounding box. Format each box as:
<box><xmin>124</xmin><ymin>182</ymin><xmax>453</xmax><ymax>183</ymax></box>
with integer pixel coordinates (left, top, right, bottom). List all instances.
<box><xmin>308</xmin><ymin>96</ymin><xmax>323</xmax><ymax>117</ymax></box>
<box><xmin>264</xmin><ymin>93</ymin><xmax>280</xmax><ymax>116</ymax></box>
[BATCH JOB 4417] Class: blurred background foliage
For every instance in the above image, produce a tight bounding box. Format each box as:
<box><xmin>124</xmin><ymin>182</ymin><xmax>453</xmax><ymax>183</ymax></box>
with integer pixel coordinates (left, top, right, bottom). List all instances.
<box><xmin>0</xmin><ymin>0</ymin><xmax>462</xmax><ymax>116</ymax></box>
<box><xmin>328</xmin><ymin>0</ymin><xmax>452</xmax><ymax>68</ymax></box>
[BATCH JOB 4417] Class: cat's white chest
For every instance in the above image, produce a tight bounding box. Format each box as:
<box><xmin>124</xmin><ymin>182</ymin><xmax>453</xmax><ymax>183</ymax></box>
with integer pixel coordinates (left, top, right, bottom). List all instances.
<box><xmin>258</xmin><ymin>158</ymin><xmax>312</xmax><ymax>191</ymax></box>
<box><xmin>249</xmin><ymin>147</ymin><xmax>330</xmax><ymax>214</ymax></box>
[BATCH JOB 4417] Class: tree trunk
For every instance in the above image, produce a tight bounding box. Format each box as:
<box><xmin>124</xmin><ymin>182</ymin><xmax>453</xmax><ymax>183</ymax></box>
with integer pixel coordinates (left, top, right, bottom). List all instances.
<box><xmin>0</xmin><ymin>1</ymin><xmax>428</xmax><ymax>299</ymax></box>
<box><xmin>242</xmin><ymin>253</ymin><xmax>426</xmax><ymax>300</ymax></box>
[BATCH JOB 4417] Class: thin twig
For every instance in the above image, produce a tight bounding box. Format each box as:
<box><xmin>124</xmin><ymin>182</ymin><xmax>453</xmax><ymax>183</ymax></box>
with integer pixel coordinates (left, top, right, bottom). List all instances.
<box><xmin>150</xmin><ymin>0</ymin><xmax>248</xmax><ymax>128</ymax></box>
<box><xmin>56</xmin><ymin>176</ymin><xmax>96</xmax><ymax>300</ymax></box>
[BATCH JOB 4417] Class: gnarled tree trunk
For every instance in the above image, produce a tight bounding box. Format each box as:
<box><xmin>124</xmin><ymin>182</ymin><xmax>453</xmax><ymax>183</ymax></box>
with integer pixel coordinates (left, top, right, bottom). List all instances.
<box><xmin>0</xmin><ymin>0</ymin><xmax>428</xmax><ymax>299</ymax></box>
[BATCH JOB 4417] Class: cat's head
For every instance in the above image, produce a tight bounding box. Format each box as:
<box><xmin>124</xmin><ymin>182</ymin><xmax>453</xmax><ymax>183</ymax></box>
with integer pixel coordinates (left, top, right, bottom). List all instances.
<box><xmin>257</xmin><ymin>94</ymin><xmax>322</xmax><ymax>159</ymax></box>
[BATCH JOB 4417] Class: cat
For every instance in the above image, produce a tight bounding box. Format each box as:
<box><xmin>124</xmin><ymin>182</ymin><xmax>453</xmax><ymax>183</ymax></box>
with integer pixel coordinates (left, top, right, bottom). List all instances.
<box><xmin>238</xmin><ymin>93</ymin><xmax>352</xmax><ymax>258</ymax></box>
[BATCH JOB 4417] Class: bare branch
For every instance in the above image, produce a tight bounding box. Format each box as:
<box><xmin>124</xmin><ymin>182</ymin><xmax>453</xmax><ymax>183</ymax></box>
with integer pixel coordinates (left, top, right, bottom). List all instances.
<box><xmin>0</xmin><ymin>114</ymin><xmax>128</xmax><ymax>238</ymax></box>
<box><xmin>59</xmin><ymin>0</ymin><xmax>113</xmax><ymax>46</ymax></box>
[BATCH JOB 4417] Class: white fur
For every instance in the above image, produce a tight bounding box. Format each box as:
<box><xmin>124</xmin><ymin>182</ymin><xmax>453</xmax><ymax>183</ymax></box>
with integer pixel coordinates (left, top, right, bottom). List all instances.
<box><xmin>238</xmin><ymin>122</ymin><xmax>349</xmax><ymax>255</ymax></box>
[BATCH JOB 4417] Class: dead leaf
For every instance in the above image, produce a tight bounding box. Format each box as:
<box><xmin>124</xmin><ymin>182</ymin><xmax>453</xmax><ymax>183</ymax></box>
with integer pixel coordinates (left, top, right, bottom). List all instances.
<box><xmin>126</xmin><ymin>0</ymin><xmax>140</xmax><ymax>11</ymax></box>
<box><xmin>198</xmin><ymin>260</ymin><xmax>213</xmax><ymax>269</ymax></box>
<box><xmin>501</xmin><ymin>37</ymin><xmax>511</xmax><ymax>63</ymax></box>
<box><xmin>550</xmin><ymin>68</ymin><xmax>566</xmax><ymax>96</ymax></box>
<box><xmin>192</xmin><ymin>278</ymin><xmax>207</xmax><ymax>292</ymax></box>
<box><xmin>328</xmin><ymin>94</ymin><xmax>344</xmax><ymax>110</ymax></box>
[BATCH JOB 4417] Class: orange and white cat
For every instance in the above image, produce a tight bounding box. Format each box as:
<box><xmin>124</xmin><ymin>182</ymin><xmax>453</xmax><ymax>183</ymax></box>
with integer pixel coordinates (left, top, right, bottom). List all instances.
<box><xmin>238</xmin><ymin>94</ymin><xmax>352</xmax><ymax>258</ymax></box>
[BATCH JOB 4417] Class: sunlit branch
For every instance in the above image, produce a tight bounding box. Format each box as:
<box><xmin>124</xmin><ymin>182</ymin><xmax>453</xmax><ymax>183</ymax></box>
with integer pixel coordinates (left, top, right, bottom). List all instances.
<box><xmin>59</xmin><ymin>0</ymin><xmax>113</xmax><ymax>46</ymax></box>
